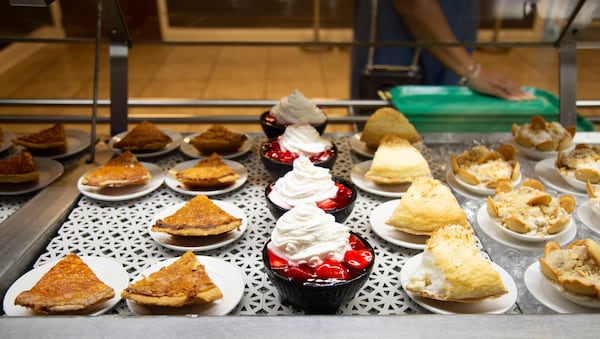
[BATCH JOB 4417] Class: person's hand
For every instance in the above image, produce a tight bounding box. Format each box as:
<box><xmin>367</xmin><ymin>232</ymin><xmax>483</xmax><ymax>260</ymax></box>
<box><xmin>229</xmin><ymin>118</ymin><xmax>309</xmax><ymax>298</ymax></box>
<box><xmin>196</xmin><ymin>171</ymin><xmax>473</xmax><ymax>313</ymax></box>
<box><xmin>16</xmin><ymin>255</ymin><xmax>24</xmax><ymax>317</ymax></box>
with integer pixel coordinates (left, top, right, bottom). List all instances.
<box><xmin>467</xmin><ymin>66</ymin><xmax>534</xmax><ymax>101</ymax></box>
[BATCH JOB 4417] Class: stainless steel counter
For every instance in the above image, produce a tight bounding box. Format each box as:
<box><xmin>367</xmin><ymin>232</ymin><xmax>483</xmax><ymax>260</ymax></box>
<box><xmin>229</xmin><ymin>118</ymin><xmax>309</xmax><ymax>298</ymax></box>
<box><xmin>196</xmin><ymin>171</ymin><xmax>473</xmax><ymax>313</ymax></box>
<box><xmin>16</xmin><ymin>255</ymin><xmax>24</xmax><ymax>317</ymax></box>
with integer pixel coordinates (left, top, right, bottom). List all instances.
<box><xmin>1</xmin><ymin>132</ymin><xmax>600</xmax><ymax>338</ymax></box>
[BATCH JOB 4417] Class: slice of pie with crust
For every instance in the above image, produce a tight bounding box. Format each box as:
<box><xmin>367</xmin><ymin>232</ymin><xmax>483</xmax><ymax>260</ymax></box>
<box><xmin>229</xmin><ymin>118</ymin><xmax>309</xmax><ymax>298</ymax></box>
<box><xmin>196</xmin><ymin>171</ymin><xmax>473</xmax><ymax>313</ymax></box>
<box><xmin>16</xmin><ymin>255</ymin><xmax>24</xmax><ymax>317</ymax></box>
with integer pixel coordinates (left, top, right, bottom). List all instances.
<box><xmin>121</xmin><ymin>251</ymin><xmax>223</xmax><ymax>307</ymax></box>
<box><xmin>81</xmin><ymin>151</ymin><xmax>151</xmax><ymax>188</ymax></box>
<box><xmin>360</xmin><ymin>107</ymin><xmax>422</xmax><ymax>148</ymax></box>
<box><xmin>152</xmin><ymin>194</ymin><xmax>242</xmax><ymax>236</ymax></box>
<box><xmin>0</xmin><ymin>151</ymin><xmax>39</xmax><ymax>184</ymax></box>
<box><xmin>386</xmin><ymin>177</ymin><xmax>467</xmax><ymax>235</ymax></box>
<box><xmin>113</xmin><ymin>120</ymin><xmax>172</xmax><ymax>152</ymax></box>
<box><xmin>365</xmin><ymin>135</ymin><xmax>431</xmax><ymax>185</ymax></box>
<box><xmin>14</xmin><ymin>253</ymin><xmax>115</xmax><ymax>314</ymax></box>
<box><xmin>406</xmin><ymin>224</ymin><xmax>508</xmax><ymax>302</ymax></box>
<box><xmin>12</xmin><ymin>123</ymin><xmax>67</xmax><ymax>154</ymax></box>
<box><xmin>188</xmin><ymin>124</ymin><xmax>248</xmax><ymax>155</ymax></box>
<box><xmin>175</xmin><ymin>153</ymin><xmax>240</xmax><ymax>189</ymax></box>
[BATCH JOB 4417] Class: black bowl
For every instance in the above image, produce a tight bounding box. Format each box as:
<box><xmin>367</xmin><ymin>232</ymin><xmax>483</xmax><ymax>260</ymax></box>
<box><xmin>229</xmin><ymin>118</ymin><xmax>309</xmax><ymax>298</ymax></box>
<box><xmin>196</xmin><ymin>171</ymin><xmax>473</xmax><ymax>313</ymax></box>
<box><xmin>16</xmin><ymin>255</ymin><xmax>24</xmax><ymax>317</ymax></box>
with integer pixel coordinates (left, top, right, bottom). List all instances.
<box><xmin>262</xmin><ymin>232</ymin><xmax>375</xmax><ymax>314</ymax></box>
<box><xmin>259</xmin><ymin>142</ymin><xmax>337</xmax><ymax>179</ymax></box>
<box><xmin>265</xmin><ymin>177</ymin><xmax>357</xmax><ymax>223</ymax></box>
<box><xmin>260</xmin><ymin>111</ymin><xmax>328</xmax><ymax>140</ymax></box>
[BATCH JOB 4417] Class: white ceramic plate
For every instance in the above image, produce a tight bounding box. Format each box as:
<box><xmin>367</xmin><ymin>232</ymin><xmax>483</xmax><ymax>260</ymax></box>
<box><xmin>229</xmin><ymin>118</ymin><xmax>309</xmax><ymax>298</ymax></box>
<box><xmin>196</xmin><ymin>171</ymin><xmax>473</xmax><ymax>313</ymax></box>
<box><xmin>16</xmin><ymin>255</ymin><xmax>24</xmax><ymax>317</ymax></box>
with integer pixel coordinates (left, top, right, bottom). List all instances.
<box><xmin>0</xmin><ymin>157</ymin><xmax>63</xmax><ymax>195</ymax></box>
<box><xmin>557</xmin><ymin>168</ymin><xmax>596</xmax><ymax>192</ymax></box>
<box><xmin>46</xmin><ymin>129</ymin><xmax>92</xmax><ymax>159</ymax></box>
<box><xmin>534</xmin><ymin>158</ymin><xmax>587</xmax><ymax>197</ymax></box>
<box><xmin>179</xmin><ymin>132</ymin><xmax>253</xmax><ymax>159</ymax></box>
<box><xmin>524</xmin><ymin>262</ymin><xmax>600</xmax><ymax>313</ymax></box>
<box><xmin>369</xmin><ymin>199</ymin><xmax>428</xmax><ymax>250</ymax></box>
<box><xmin>165</xmin><ymin>159</ymin><xmax>247</xmax><ymax>196</ymax></box>
<box><xmin>126</xmin><ymin>255</ymin><xmax>245</xmax><ymax>315</ymax></box>
<box><xmin>108</xmin><ymin>129</ymin><xmax>182</xmax><ymax>158</ymax></box>
<box><xmin>349</xmin><ymin>133</ymin><xmax>374</xmax><ymax>158</ymax></box>
<box><xmin>487</xmin><ymin>208</ymin><xmax>574</xmax><ymax>243</ymax></box>
<box><xmin>77</xmin><ymin>163</ymin><xmax>164</xmax><ymax>201</ymax></box>
<box><xmin>513</xmin><ymin>141</ymin><xmax>574</xmax><ymax>161</ymax></box>
<box><xmin>350</xmin><ymin>160</ymin><xmax>411</xmax><ymax>198</ymax></box>
<box><xmin>476</xmin><ymin>205</ymin><xmax>576</xmax><ymax>251</ymax></box>
<box><xmin>447</xmin><ymin>168</ymin><xmax>521</xmax><ymax>197</ymax></box>
<box><xmin>3</xmin><ymin>256</ymin><xmax>129</xmax><ymax>316</ymax></box>
<box><xmin>576</xmin><ymin>201</ymin><xmax>600</xmax><ymax>236</ymax></box>
<box><xmin>445</xmin><ymin>168</ymin><xmax>487</xmax><ymax>200</ymax></box>
<box><xmin>0</xmin><ymin>130</ymin><xmax>15</xmax><ymax>153</ymax></box>
<box><xmin>149</xmin><ymin>200</ymin><xmax>247</xmax><ymax>252</ymax></box>
<box><xmin>400</xmin><ymin>253</ymin><xmax>517</xmax><ymax>314</ymax></box>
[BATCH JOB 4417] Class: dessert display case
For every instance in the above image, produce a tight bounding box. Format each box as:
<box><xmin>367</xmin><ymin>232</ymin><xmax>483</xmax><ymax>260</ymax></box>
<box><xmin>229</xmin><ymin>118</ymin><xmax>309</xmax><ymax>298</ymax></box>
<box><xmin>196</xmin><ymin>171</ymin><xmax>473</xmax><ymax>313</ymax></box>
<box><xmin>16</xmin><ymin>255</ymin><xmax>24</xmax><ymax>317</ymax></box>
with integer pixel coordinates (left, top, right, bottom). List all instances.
<box><xmin>2</xmin><ymin>1</ymin><xmax>600</xmax><ymax>338</ymax></box>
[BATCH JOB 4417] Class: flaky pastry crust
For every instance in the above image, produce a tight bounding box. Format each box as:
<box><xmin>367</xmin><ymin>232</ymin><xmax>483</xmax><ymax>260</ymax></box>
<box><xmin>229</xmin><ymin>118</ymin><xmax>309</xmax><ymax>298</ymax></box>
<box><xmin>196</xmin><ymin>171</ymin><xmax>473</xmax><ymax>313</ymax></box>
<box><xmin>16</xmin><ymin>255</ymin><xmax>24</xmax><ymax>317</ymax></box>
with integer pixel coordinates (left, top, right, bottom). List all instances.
<box><xmin>152</xmin><ymin>194</ymin><xmax>242</xmax><ymax>236</ymax></box>
<box><xmin>14</xmin><ymin>253</ymin><xmax>115</xmax><ymax>314</ymax></box>
<box><xmin>121</xmin><ymin>251</ymin><xmax>222</xmax><ymax>307</ymax></box>
<box><xmin>175</xmin><ymin>153</ymin><xmax>239</xmax><ymax>189</ymax></box>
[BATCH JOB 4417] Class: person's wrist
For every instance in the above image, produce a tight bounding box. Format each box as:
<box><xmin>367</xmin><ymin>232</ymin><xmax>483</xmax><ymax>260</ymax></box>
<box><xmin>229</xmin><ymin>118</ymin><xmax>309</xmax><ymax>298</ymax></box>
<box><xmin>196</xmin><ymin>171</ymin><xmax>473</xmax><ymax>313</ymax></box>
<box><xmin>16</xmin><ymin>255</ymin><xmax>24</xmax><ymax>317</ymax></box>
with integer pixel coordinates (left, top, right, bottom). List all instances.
<box><xmin>459</xmin><ymin>63</ymin><xmax>481</xmax><ymax>86</ymax></box>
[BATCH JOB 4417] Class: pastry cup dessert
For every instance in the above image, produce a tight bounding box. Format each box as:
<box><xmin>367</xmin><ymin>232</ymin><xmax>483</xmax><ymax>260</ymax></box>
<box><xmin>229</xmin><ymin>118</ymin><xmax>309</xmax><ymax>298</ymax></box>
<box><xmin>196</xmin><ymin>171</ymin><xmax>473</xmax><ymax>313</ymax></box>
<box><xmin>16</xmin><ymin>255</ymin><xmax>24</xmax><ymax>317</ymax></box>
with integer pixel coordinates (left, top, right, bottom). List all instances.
<box><xmin>260</xmin><ymin>124</ymin><xmax>337</xmax><ymax>179</ymax></box>
<box><xmin>265</xmin><ymin>176</ymin><xmax>357</xmax><ymax>223</ymax></box>
<box><xmin>260</xmin><ymin>89</ymin><xmax>327</xmax><ymax>139</ymax></box>
<box><xmin>539</xmin><ymin>239</ymin><xmax>600</xmax><ymax>307</ymax></box>
<box><xmin>556</xmin><ymin>143</ymin><xmax>600</xmax><ymax>190</ymax></box>
<box><xmin>450</xmin><ymin>144</ymin><xmax>520</xmax><ymax>194</ymax></box>
<box><xmin>486</xmin><ymin>179</ymin><xmax>575</xmax><ymax>241</ymax></box>
<box><xmin>512</xmin><ymin>115</ymin><xmax>576</xmax><ymax>159</ymax></box>
<box><xmin>262</xmin><ymin>203</ymin><xmax>374</xmax><ymax>314</ymax></box>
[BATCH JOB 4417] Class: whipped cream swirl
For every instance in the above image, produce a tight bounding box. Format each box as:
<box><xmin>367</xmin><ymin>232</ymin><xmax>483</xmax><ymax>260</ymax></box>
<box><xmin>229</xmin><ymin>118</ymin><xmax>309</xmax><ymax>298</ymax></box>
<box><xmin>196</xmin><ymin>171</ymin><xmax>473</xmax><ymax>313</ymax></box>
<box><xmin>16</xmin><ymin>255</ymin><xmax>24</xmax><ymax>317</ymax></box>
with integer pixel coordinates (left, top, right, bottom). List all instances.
<box><xmin>268</xmin><ymin>156</ymin><xmax>338</xmax><ymax>209</ymax></box>
<box><xmin>270</xmin><ymin>89</ymin><xmax>326</xmax><ymax>125</ymax></box>
<box><xmin>279</xmin><ymin>123</ymin><xmax>332</xmax><ymax>156</ymax></box>
<box><xmin>269</xmin><ymin>202</ymin><xmax>350</xmax><ymax>267</ymax></box>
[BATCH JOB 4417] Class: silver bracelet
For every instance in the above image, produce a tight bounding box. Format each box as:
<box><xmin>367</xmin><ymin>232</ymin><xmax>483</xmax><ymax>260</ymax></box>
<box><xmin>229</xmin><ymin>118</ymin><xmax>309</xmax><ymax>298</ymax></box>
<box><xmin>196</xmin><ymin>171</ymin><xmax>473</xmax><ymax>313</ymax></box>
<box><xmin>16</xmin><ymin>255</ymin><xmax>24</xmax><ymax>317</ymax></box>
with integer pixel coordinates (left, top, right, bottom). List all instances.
<box><xmin>459</xmin><ymin>63</ymin><xmax>481</xmax><ymax>86</ymax></box>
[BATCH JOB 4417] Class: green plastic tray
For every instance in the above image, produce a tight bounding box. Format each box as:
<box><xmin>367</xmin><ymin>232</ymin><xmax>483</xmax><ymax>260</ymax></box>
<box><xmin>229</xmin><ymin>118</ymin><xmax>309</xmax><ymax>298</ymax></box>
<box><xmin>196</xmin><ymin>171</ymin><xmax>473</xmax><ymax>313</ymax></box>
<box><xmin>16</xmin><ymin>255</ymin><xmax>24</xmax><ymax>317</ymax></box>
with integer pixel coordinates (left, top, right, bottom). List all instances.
<box><xmin>388</xmin><ymin>86</ymin><xmax>594</xmax><ymax>133</ymax></box>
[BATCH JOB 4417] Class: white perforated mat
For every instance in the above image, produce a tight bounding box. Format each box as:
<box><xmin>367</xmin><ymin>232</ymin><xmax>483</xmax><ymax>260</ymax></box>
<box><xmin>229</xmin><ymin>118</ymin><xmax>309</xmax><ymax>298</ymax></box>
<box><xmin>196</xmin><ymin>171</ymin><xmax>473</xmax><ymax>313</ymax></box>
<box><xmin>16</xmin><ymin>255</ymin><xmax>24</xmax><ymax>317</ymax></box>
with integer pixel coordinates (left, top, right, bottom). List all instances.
<box><xmin>29</xmin><ymin>135</ymin><xmax>528</xmax><ymax>315</ymax></box>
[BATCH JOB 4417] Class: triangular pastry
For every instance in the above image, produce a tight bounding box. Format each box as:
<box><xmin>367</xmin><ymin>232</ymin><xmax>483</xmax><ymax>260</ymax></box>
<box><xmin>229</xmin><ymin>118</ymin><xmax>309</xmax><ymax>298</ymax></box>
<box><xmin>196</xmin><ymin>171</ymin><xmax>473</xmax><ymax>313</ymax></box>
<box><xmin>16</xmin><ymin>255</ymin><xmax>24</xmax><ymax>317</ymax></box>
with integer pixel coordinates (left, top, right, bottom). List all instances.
<box><xmin>152</xmin><ymin>194</ymin><xmax>242</xmax><ymax>236</ymax></box>
<box><xmin>0</xmin><ymin>151</ymin><xmax>39</xmax><ymax>184</ymax></box>
<box><xmin>406</xmin><ymin>224</ymin><xmax>508</xmax><ymax>302</ymax></box>
<box><xmin>360</xmin><ymin>107</ymin><xmax>421</xmax><ymax>148</ymax></box>
<box><xmin>81</xmin><ymin>151</ymin><xmax>151</xmax><ymax>188</ymax></box>
<box><xmin>113</xmin><ymin>120</ymin><xmax>172</xmax><ymax>151</ymax></box>
<box><xmin>175</xmin><ymin>153</ymin><xmax>240</xmax><ymax>189</ymax></box>
<box><xmin>121</xmin><ymin>251</ymin><xmax>223</xmax><ymax>307</ymax></box>
<box><xmin>365</xmin><ymin>135</ymin><xmax>430</xmax><ymax>185</ymax></box>
<box><xmin>386</xmin><ymin>177</ymin><xmax>467</xmax><ymax>235</ymax></box>
<box><xmin>12</xmin><ymin>123</ymin><xmax>67</xmax><ymax>154</ymax></box>
<box><xmin>14</xmin><ymin>253</ymin><xmax>115</xmax><ymax>314</ymax></box>
<box><xmin>189</xmin><ymin>125</ymin><xmax>247</xmax><ymax>154</ymax></box>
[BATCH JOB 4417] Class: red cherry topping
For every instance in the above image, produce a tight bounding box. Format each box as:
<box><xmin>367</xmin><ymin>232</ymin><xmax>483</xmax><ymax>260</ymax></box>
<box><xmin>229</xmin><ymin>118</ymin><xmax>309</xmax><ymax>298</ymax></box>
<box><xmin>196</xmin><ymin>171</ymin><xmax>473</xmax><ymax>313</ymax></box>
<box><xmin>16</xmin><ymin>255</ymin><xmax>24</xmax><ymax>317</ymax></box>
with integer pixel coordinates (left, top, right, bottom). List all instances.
<box><xmin>348</xmin><ymin>234</ymin><xmax>366</xmax><ymax>250</ymax></box>
<box><xmin>314</xmin><ymin>260</ymin><xmax>350</xmax><ymax>280</ymax></box>
<box><xmin>264</xmin><ymin>140</ymin><xmax>332</xmax><ymax>164</ymax></box>
<box><xmin>344</xmin><ymin>250</ymin><xmax>373</xmax><ymax>271</ymax></box>
<box><xmin>316</xmin><ymin>199</ymin><xmax>337</xmax><ymax>211</ymax></box>
<box><xmin>267</xmin><ymin>234</ymin><xmax>371</xmax><ymax>282</ymax></box>
<box><xmin>268</xmin><ymin>251</ymin><xmax>288</xmax><ymax>269</ymax></box>
<box><xmin>285</xmin><ymin>265</ymin><xmax>315</xmax><ymax>280</ymax></box>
